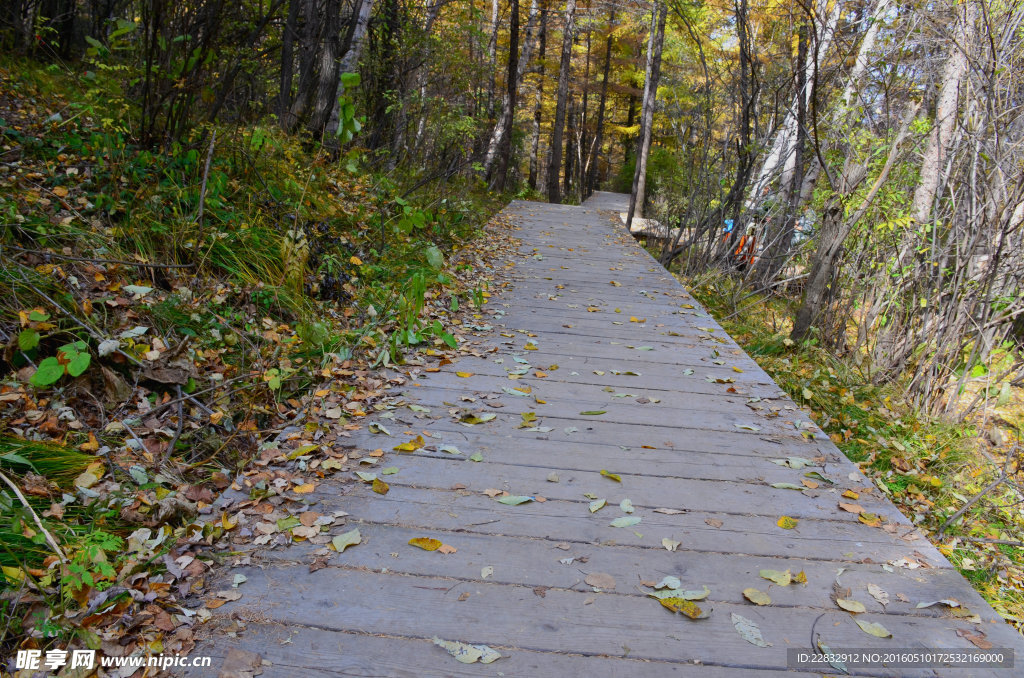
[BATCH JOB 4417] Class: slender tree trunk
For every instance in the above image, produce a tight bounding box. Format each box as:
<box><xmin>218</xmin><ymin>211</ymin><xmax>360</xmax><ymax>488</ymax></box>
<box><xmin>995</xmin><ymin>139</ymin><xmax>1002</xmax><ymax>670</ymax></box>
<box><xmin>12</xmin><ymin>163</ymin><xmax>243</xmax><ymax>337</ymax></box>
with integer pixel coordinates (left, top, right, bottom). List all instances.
<box><xmin>545</xmin><ymin>0</ymin><xmax>577</xmax><ymax>203</ymax></box>
<box><xmin>752</xmin><ymin>18</ymin><xmax>807</xmax><ymax>283</ymax></box>
<box><xmin>584</xmin><ymin>7</ymin><xmax>614</xmax><ymax>196</ymax></box>
<box><xmin>911</xmin><ymin>0</ymin><xmax>976</xmax><ymax>225</ymax></box>
<box><xmin>483</xmin><ymin>0</ymin><xmax>541</xmax><ymax>177</ymax></box>
<box><xmin>490</xmin><ymin>0</ymin><xmax>521</xmax><ymax>190</ymax></box>
<box><xmin>528</xmin><ymin>3</ymin><xmax>547</xmax><ymax>190</ymax></box>
<box><xmin>285</xmin><ymin>0</ymin><xmax>321</xmax><ymax>131</ymax></box>
<box><xmin>564</xmin><ymin>97</ymin><xmax>576</xmax><ymax>196</ymax></box>
<box><xmin>625</xmin><ymin>1</ymin><xmax>667</xmax><ymax>230</ymax></box>
<box><xmin>325</xmin><ymin>0</ymin><xmax>375</xmax><ymax>142</ymax></box>
<box><xmin>278</xmin><ymin>0</ymin><xmax>301</xmax><ymax>119</ymax></box>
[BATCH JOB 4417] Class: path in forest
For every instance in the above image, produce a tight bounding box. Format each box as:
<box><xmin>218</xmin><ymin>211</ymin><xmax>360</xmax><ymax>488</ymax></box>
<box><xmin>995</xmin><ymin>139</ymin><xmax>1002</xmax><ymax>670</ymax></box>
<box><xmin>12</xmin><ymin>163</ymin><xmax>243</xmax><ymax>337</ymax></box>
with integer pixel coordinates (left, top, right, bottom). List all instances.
<box><xmin>191</xmin><ymin>192</ymin><xmax>1023</xmax><ymax>677</ymax></box>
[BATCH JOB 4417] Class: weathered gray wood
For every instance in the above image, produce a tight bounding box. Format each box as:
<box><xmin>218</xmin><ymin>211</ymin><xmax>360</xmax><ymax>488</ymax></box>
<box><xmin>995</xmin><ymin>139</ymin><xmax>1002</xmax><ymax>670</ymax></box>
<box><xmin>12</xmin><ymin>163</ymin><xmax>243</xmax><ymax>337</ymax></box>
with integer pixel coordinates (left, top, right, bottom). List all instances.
<box><xmin>195</xmin><ymin>194</ymin><xmax>1024</xmax><ymax>677</ymax></box>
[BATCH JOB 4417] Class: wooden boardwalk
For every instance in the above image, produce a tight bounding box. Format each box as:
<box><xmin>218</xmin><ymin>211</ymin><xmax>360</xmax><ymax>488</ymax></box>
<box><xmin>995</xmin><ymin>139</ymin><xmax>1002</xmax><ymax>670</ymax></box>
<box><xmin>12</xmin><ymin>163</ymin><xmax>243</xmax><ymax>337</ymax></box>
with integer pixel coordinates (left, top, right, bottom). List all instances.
<box><xmin>192</xmin><ymin>193</ymin><xmax>1022</xmax><ymax>677</ymax></box>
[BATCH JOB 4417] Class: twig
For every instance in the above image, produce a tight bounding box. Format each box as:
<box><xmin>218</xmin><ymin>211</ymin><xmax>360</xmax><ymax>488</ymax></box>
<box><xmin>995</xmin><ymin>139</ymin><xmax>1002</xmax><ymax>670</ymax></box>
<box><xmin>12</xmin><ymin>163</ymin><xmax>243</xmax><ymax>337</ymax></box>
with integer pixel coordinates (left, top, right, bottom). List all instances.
<box><xmin>3</xmin><ymin>245</ymin><xmax>195</xmax><ymax>269</ymax></box>
<box><xmin>161</xmin><ymin>385</ymin><xmax>186</xmax><ymax>470</ymax></box>
<box><xmin>0</xmin><ymin>469</ymin><xmax>67</xmax><ymax>562</ymax></box>
<box><xmin>195</xmin><ymin>130</ymin><xmax>217</xmax><ymax>246</ymax></box>
<box><xmin>939</xmin><ymin>445</ymin><xmax>1020</xmax><ymax>535</ymax></box>
<box><xmin>959</xmin><ymin>536</ymin><xmax>1024</xmax><ymax>548</ymax></box>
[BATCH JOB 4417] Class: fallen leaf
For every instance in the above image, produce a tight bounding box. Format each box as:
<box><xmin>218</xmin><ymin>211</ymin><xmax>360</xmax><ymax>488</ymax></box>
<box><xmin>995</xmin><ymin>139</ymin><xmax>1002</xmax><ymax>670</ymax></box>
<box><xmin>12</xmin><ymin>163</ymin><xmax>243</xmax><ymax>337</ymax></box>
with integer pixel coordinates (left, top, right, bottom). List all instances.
<box><xmin>619</xmin><ymin>499</ymin><xmax>634</xmax><ymax>513</ymax></box>
<box><xmin>609</xmin><ymin>516</ymin><xmax>641</xmax><ymax>528</ymax></box>
<box><xmin>655</xmin><ymin>576</ymin><xmax>681</xmax><ymax>590</ymax></box>
<box><xmin>481</xmin><ymin>566</ymin><xmax>494</xmax><ymax>579</ymax></box>
<box><xmin>836</xmin><ymin>598</ymin><xmax>866</xmax><ymax>613</ymax></box>
<box><xmin>854</xmin><ymin>619</ymin><xmax>892</xmax><ymax>638</ymax></box>
<box><xmin>580</xmin><ymin>410</ymin><xmax>606</xmax><ymax>416</ymax></box>
<box><xmin>655</xmin><ymin>508</ymin><xmax>686</xmax><ymax>515</ymax></box>
<box><xmin>760</xmin><ymin>569</ymin><xmax>792</xmax><ymax>586</ymax></box>
<box><xmin>589</xmin><ymin>498</ymin><xmax>606</xmax><ymax>513</ymax></box>
<box><xmin>456</xmin><ymin>372</ymin><xmax>474</xmax><ymax>378</ymax></box>
<box><xmin>838</xmin><ymin>502</ymin><xmax>863</xmax><ymax>513</ymax></box>
<box><xmin>867</xmin><ymin>583</ymin><xmax>889</xmax><ymax>606</ymax></box>
<box><xmin>496</xmin><ymin>495</ymin><xmax>534</xmax><ymax>505</ymax></box>
<box><xmin>777</xmin><ymin>516</ymin><xmax>799</xmax><ymax>529</ymax></box>
<box><xmin>732</xmin><ymin>613</ymin><xmax>771</xmax><ymax>646</ymax></box>
<box><xmin>599</xmin><ymin>469</ymin><xmax>621</xmax><ymax>482</ymax></box>
<box><xmin>432</xmin><ymin>637</ymin><xmax>502</xmax><ymax>664</ymax></box>
<box><xmin>743</xmin><ymin>588</ymin><xmax>771</xmax><ymax>606</ymax></box>
<box><xmin>705</xmin><ymin>518</ymin><xmax>723</xmax><ymax>528</ymax></box>
<box><xmin>483</xmin><ymin>488</ymin><xmax>502</xmax><ymax>497</ymax></box>
<box><xmin>584</xmin><ymin>572</ymin><xmax>616</xmax><ymax>590</ymax></box>
<box><xmin>437</xmin><ymin>544</ymin><xmax>457</xmax><ymax>554</ymax></box>
<box><xmin>409</xmin><ymin>537</ymin><xmax>443</xmax><ymax>551</ymax></box>
<box><xmin>956</xmin><ymin>628</ymin><xmax>993</xmax><ymax>649</ymax></box>
<box><xmin>858</xmin><ymin>512</ymin><xmax>883</xmax><ymax>527</ymax></box>
<box><xmin>469</xmin><ymin>452</ymin><xmax>484</xmax><ymax>462</ymax></box>
<box><xmin>659</xmin><ymin>597</ymin><xmax>711</xmax><ymax>619</ymax></box>
<box><xmin>331</xmin><ymin>529</ymin><xmax>361</xmax><ymax>552</ymax></box>
<box><xmin>842</xmin><ymin>490</ymin><xmax>860</xmax><ymax>499</ymax></box>
<box><xmin>372</xmin><ymin>478</ymin><xmax>389</xmax><ymax>495</ymax></box>
<box><xmin>662</xmin><ymin>538</ymin><xmax>681</xmax><ymax>551</ymax></box>
<box><xmin>293</xmin><ymin>482</ymin><xmax>316</xmax><ymax>494</ymax></box>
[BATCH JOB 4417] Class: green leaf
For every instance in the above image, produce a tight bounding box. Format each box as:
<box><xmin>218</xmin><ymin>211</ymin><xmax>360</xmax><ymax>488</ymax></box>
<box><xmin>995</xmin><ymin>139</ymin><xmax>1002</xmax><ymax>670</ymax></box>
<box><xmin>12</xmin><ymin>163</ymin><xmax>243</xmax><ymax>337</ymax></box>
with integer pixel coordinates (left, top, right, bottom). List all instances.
<box><xmin>609</xmin><ymin>516</ymin><xmax>641</xmax><ymax>528</ymax></box>
<box><xmin>339</xmin><ymin>72</ymin><xmax>361</xmax><ymax>88</ymax></box>
<box><xmin>17</xmin><ymin>329</ymin><xmax>40</xmax><ymax>351</ymax></box>
<box><xmin>469</xmin><ymin>452</ymin><xmax>483</xmax><ymax>462</ymax></box>
<box><xmin>30</xmin><ymin>357</ymin><xmax>65</xmax><ymax>386</ymax></box>
<box><xmin>66</xmin><ymin>350</ymin><xmax>91</xmax><ymax>377</ymax></box>
<box><xmin>28</xmin><ymin>310</ymin><xmax>50</xmax><ymax>322</ymax></box>
<box><xmin>580</xmin><ymin>410</ymin><xmax>606</xmax><ymax>415</ymax></box>
<box><xmin>332</xmin><ymin>528</ymin><xmax>361</xmax><ymax>552</ymax></box>
<box><xmin>425</xmin><ymin>245</ymin><xmax>444</xmax><ymax>269</ymax></box>
<box><xmin>496</xmin><ymin>495</ymin><xmax>533</xmax><ymax>505</ymax></box>
<box><xmin>854</xmin><ymin>619</ymin><xmax>892</xmax><ymax>638</ymax></box>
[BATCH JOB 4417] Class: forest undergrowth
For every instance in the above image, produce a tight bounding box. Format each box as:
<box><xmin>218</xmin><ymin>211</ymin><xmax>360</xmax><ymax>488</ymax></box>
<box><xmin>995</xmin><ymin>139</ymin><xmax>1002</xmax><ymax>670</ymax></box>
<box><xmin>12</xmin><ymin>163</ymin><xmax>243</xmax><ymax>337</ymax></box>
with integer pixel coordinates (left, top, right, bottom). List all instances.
<box><xmin>684</xmin><ymin>269</ymin><xmax>1024</xmax><ymax>632</ymax></box>
<box><xmin>0</xmin><ymin>56</ymin><xmax>507</xmax><ymax>657</ymax></box>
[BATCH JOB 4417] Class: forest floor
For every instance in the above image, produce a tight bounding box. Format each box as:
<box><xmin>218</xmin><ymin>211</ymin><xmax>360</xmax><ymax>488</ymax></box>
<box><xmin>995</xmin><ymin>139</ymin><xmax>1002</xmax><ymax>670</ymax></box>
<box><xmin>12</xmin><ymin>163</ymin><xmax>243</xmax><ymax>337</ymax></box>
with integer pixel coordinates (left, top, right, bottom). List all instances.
<box><xmin>679</xmin><ymin>269</ymin><xmax>1024</xmax><ymax>633</ymax></box>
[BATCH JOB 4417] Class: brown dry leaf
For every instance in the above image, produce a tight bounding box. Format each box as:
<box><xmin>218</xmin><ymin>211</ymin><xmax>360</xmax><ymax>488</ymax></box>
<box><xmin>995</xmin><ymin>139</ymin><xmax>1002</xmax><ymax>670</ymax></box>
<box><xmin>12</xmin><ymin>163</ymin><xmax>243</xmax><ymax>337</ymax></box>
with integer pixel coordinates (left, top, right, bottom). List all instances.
<box><xmin>956</xmin><ymin>628</ymin><xmax>993</xmax><ymax>649</ymax></box>
<box><xmin>482</xmin><ymin>488</ymin><xmax>502</xmax><ymax>497</ymax></box>
<box><xmin>654</xmin><ymin>508</ymin><xmax>686</xmax><ymax>515</ymax></box>
<box><xmin>584</xmin><ymin>573</ymin><xmax>616</xmax><ymax>590</ymax></box>
<box><xmin>437</xmin><ymin>543</ymin><xmax>457</xmax><ymax>554</ymax></box>
<box><xmin>293</xmin><ymin>483</ymin><xmax>315</xmax><ymax>494</ymax></box>
<box><xmin>705</xmin><ymin>518</ymin><xmax>723</xmax><ymax>528</ymax></box>
<box><xmin>838</xmin><ymin>502</ymin><xmax>864</xmax><ymax>513</ymax></box>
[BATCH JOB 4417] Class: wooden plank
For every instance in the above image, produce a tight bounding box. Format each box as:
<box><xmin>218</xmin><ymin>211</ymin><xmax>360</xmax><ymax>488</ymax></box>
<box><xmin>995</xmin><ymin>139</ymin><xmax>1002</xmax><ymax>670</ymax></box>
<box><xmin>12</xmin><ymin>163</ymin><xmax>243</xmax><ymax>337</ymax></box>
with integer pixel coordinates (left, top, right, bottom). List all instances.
<box><xmin>209</xmin><ymin>566</ymin><xmax>1013</xmax><ymax>677</ymax></box>
<box><xmin>252</xmin><ymin>521</ymin><xmax>997</xmax><ymax>622</ymax></box>
<box><xmin>299</xmin><ymin>485</ymin><xmax>942</xmax><ymax>564</ymax></box>
<box><xmin>188</xmin><ymin>623</ymin><xmax>788</xmax><ymax>678</ymax></box>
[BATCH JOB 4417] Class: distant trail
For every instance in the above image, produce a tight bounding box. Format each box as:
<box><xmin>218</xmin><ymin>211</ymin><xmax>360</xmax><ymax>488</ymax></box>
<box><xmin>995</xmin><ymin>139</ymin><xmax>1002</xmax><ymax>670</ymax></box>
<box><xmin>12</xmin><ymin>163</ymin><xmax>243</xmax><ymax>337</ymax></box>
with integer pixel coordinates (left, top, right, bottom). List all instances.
<box><xmin>190</xmin><ymin>191</ymin><xmax>1023</xmax><ymax>677</ymax></box>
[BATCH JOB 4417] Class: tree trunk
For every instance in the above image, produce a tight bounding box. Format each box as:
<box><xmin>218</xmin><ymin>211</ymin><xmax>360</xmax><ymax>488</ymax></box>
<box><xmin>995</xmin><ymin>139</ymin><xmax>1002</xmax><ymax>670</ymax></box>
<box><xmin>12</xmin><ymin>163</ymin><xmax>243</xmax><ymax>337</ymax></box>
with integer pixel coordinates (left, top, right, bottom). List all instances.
<box><xmin>751</xmin><ymin>18</ymin><xmax>807</xmax><ymax>283</ymax></box>
<box><xmin>278</xmin><ymin>0</ymin><xmax>301</xmax><ymax>119</ymax></box>
<box><xmin>490</xmin><ymin>0</ymin><xmax>520</xmax><ymax>190</ymax></box>
<box><xmin>625</xmin><ymin>1</ymin><xmax>667</xmax><ymax>230</ymax></box>
<box><xmin>324</xmin><ymin>0</ymin><xmax>375</xmax><ymax>142</ymax></box>
<box><xmin>528</xmin><ymin>3</ymin><xmax>547</xmax><ymax>190</ymax></box>
<box><xmin>545</xmin><ymin>0</ymin><xmax>576</xmax><ymax>203</ymax></box>
<box><xmin>910</xmin><ymin>0</ymin><xmax>976</xmax><ymax>225</ymax></box>
<box><xmin>306</xmin><ymin>0</ymin><xmax>343</xmax><ymax>139</ymax></box>
<box><xmin>284</xmin><ymin>0</ymin><xmax>321</xmax><ymax>131</ymax></box>
<box><xmin>584</xmin><ymin>8</ymin><xmax>614</xmax><ymax>196</ymax></box>
<box><xmin>484</xmin><ymin>0</ymin><xmax>541</xmax><ymax>179</ymax></box>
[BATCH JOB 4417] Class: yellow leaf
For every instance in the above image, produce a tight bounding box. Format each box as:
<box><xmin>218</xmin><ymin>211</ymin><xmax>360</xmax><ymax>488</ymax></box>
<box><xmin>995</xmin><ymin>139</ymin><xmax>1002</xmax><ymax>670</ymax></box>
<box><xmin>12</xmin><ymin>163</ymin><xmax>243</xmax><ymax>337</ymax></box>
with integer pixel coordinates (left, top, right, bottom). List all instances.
<box><xmin>524</xmin><ymin>343</ymin><xmax>538</xmax><ymax>350</ymax></box>
<box><xmin>609</xmin><ymin>280</ymin><xmax>621</xmax><ymax>287</ymax></box>
<box><xmin>221</xmin><ymin>512</ymin><xmax>237</xmax><ymax>530</ymax></box>
<box><xmin>372</xmin><ymin>478</ymin><xmax>389</xmax><ymax>495</ymax></box>
<box><xmin>79</xmin><ymin>432</ymin><xmax>99</xmax><ymax>452</ymax></box>
<box><xmin>52</xmin><ymin>186</ymin><xmax>68</xmax><ymax>198</ymax></box>
<box><xmin>600</xmin><ymin>469</ymin><xmax>621</xmax><ymax>482</ymax></box>
<box><xmin>777</xmin><ymin>516</ymin><xmax>798</xmax><ymax>529</ymax></box>
<box><xmin>350</xmin><ymin>255</ymin><xmax>363</xmax><ymax>265</ymax></box>
<box><xmin>659</xmin><ymin>597</ymin><xmax>710</xmax><ymax>619</ymax></box>
<box><xmin>409</xmin><ymin>537</ymin><xmax>443</xmax><ymax>551</ymax></box>
<box><xmin>842</xmin><ymin>490</ymin><xmax>859</xmax><ymax>499</ymax></box>
<box><xmin>733</xmin><ymin>366</ymin><xmax>744</xmax><ymax>373</ymax></box>
<box><xmin>456</xmin><ymin>371</ymin><xmax>474</xmax><ymax>378</ymax></box>
<box><xmin>293</xmin><ymin>483</ymin><xmax>316</xmax><ymax>494</ymax></box>
<box><xmin>209</xmin><ymin>410</ymin><xmax>225</xmax><ymax>425</ymax></box>
<box><xmin>393</xmin><ymin>435</ymin><xmax>425</xmax><ymax>452</ymax></box>
<box><xmin>794</xmin><ymin>570</ymin><xmax>808</xmax><ymax>584</ymax></box>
